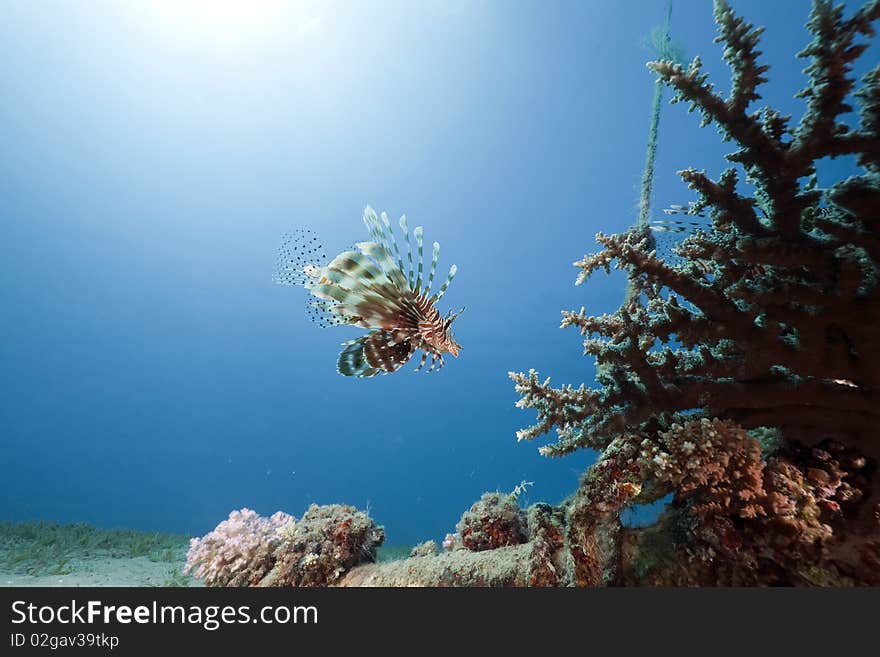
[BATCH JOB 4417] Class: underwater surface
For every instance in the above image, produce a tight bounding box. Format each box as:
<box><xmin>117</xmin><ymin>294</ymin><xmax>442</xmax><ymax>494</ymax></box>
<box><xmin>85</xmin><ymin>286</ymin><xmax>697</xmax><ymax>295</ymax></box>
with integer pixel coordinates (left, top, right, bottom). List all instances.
<box><xmin>1</xmin><ymin>0</ymin><xmax>876</xmax><ymax>566</ymax></box>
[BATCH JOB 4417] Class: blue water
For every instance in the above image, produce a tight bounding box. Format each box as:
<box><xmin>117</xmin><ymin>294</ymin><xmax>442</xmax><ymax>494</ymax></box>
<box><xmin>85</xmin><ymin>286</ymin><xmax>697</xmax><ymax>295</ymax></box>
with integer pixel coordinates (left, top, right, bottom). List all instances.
<box><xmin>1</xmin><ymin>1</ymin><xmax>874</xmax><ymax>545</ymax></box>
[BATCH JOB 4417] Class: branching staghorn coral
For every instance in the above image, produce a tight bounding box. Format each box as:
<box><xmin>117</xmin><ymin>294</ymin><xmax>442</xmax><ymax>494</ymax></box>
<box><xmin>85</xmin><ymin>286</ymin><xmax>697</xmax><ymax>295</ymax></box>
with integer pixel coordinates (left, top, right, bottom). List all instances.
<box><xmin>511</xmin><ymin>0</ymin><xmax>880</xmax><ymax>458</ymax></box>
<box><xmin>510</xmin><ymin>0</ymin><xmax>880</xmax><ymax>585</ymax></box>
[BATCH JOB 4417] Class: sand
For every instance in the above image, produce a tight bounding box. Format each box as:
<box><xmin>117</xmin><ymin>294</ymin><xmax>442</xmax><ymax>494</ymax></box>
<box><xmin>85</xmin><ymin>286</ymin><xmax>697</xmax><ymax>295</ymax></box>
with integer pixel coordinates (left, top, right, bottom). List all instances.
<box><xmin>0</xmin><ymin>521</ymin><xmax>201</xmax><ymax>587</ymax></box>
<box><xmin>0</xmin><ymin>555</ymin><xmax>199</xmax><ymax>587</ymax></box>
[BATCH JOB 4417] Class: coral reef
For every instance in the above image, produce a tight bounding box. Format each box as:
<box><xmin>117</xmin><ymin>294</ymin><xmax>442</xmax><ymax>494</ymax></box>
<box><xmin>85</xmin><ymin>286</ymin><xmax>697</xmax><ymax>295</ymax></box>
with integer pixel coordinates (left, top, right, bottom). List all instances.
<box><xmin>184</xmin><ymin>504</ymin><xmax>383</xmax><ymax>587</ymax></box>
<box><xmin>442</xmin><ymin>532</ymin><xmax>461</xmax><ymax>551</ymax></box>
<box><xmin>512</xmin><ymin>0</ymin><xmax>880</xmax><ymax>456</ymax></box>
<box><xmin>455</xmin><ymin>492</ymin><xmax>528</xmax><ymax>552</ymax></box>
<box><xmin>261</xmin><ymin>503</ymin><xmax>385</xmax><ymax>587</ymax></box>
<box><xmin>508</xmin><ymin>0</ymin><xmax>880</xmax><ymax>585</ymax></box>
<box><xmin>641</xmin><ymin>418</ymin><xmax>767</xmax><ymax>519</ymax></box>
<box><xmin>340</xmin><ymin>502</ymin><xmax>567</xmax><ymax>587</ymax></box>
<box><xmin>184</xmin><ymin>509</ymin><xmax>292</xmax><ymax>587</ymax></box>
<box><xmin>625</xmin><ymin>420</ymin><xmax>873</xmax><ymax>584</ymax></box>
<box><xmin>409</xmin><ymin>541</ymin><xmax>438</xmax><ymax>558</ymax></box>
<box><xmin>187</xmin><ymin>1</ymin><xmax>880</xmax><ymax>588</ymax></box>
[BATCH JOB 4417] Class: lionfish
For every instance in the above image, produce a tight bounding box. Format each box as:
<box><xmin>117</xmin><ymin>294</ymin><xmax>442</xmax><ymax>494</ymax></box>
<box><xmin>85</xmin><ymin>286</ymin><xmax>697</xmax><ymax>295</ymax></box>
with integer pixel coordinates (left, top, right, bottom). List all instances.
<box><xmin>273</xmin><ymin>207</ymin><xmax>463</xmax><ymax>378</ymax></box>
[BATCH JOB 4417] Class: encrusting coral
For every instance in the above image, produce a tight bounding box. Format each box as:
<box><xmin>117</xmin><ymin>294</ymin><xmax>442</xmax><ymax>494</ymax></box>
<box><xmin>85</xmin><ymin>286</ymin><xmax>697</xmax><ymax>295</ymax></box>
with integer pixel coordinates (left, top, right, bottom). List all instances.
<box><xmin>260</xmin><ymin>503</ymin><xmax>385</xmax><ymax>587</ymax></box>
<box><xmin>642</xmin><ymin>418</ymin><xmax>768</xmax><ymax>520</ymax></box>
<box><xmin>455</xmin><ymin>492</ymin><xmax>529</xmax><ymax>552</ymax></box>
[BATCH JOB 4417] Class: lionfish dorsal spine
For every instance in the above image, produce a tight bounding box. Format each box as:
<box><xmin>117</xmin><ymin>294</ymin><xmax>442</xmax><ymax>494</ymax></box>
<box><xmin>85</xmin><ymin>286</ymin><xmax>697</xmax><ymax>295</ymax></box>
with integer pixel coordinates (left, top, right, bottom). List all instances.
<box><xmin>399</xmin><ymin>215</ymin><xmax>415</xmax><ymax>288</ymax></box>
<box><xmin>362</xmin><ymin>206</ymin><xmax>378</xmax><ymax>241</ymax></box>
<box><xmin>380</xmin><ymin>211</ymin><xmax>406</xmax><ymax>275</ymax></box>
<box><xmin>413</xmin><ymin>226</ymin><xmax>424</xmax><ymax>293</ymax></box>
<box><xmin>432</xmin><ymin>264</ymin><xmax>457</xmax><ymax>302</ymax></box>
<box><xmin>425</xmin><ymin>241</ymin><xmax>440</xmax><ymax>293</ymax></box>
<box><xmin>354</xmin><ymin>241</ymin><xmax>409</xmax><ymax>291</ymax></box>
<box><xmin>363</xmin><ymin>208</ymin><xmax>393</xmax><ymax>259</ymax></box>
<box><xmin>362</xmin><ymin>208</ymin><xmax>409</xmax><ymax>287</ymax></box>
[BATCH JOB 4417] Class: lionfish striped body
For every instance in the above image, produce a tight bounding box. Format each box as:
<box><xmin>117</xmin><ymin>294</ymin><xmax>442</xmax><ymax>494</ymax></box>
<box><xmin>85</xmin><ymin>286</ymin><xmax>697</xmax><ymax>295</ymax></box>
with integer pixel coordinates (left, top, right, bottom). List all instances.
<box><xmin>274</xmin><ymin>208</ymin><xmax>462</xmax><ymax>378</ymax></box>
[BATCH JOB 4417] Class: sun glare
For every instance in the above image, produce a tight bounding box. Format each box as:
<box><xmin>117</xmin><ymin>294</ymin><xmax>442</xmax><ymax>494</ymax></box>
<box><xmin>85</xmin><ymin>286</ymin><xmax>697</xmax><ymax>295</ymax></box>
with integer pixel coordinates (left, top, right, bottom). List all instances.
<box><xmin>143</xmin><ymin>0</ymin><xmax>318</xmax><ymax>45</ymax></box>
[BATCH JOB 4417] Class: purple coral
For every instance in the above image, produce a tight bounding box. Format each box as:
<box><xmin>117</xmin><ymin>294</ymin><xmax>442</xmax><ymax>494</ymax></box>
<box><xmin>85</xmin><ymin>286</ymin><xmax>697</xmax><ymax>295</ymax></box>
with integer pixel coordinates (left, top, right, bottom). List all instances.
<box><xmin>184</xmin><ymin>508</ymin><xmax>293</xmax><ymax>587</ymax></box>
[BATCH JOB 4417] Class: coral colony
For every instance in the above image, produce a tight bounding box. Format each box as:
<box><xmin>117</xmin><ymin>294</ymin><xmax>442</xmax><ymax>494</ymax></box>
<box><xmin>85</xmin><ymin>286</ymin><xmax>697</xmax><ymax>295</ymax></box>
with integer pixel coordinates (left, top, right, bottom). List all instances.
<box><xmin>185</xmin><ymin>506</ymin><xmax>384</xmax><ymax>587</ymax></box>
<box><xmin>189</xmin><ymin>0</ymin><xmax>880</xmax><ymax>586</ymax></box>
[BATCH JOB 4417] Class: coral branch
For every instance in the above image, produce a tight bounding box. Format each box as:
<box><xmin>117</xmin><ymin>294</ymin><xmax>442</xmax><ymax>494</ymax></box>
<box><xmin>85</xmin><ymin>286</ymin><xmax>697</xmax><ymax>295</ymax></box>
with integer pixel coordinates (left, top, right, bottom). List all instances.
<box><xmin>511</xmin><ymin>0</ymin><xmax>880</xmax><ymax>586</ymax></box>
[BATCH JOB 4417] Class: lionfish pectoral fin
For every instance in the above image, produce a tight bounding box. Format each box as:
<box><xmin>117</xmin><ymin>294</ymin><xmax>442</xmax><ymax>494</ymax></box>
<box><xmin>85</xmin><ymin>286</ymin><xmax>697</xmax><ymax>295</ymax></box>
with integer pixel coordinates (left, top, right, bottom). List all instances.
<box><xmin>337</xmin><ymin>331</ymin><xmax>414</xmax><ymax>378</ymax></box>
<box><xmin>337</xmin><ymin>337</ymin><xmax>382</xmax><ymax>378</ymax></box>
<box><xmin>306</xmin><ymin>299</ymin><xmax>352</xmax><ymax>327</ymax></box>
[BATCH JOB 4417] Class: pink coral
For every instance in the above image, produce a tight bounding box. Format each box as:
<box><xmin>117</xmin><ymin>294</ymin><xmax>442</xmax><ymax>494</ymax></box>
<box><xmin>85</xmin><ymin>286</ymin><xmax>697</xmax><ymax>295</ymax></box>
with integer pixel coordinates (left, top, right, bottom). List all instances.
<box><xmin>184</xmin><ymin>508</ymin><xmax>294</xmax><ymax>587</ymax></box>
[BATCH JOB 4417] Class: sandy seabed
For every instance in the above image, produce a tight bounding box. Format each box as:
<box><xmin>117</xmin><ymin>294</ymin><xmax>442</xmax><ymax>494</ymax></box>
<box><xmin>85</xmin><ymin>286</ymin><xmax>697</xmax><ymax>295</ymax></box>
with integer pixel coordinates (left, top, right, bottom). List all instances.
<box><xmin>0</xmin><ymin>521</ymin><xmax>200</xmax><ymax>587</ymax></box>
<box><xmin>0</xmin><ymin>555</ymin><xmax>199</xmax><ymax>588</ymax></box>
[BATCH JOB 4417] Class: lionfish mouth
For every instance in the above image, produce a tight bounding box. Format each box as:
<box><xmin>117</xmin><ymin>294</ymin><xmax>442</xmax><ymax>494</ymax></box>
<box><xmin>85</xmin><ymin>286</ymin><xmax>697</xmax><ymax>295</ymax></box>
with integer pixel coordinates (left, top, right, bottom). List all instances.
<box><xmin>448</xmin><ymin>344</ymin><xmax>459</xmax><ymax>357</ymax></box>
